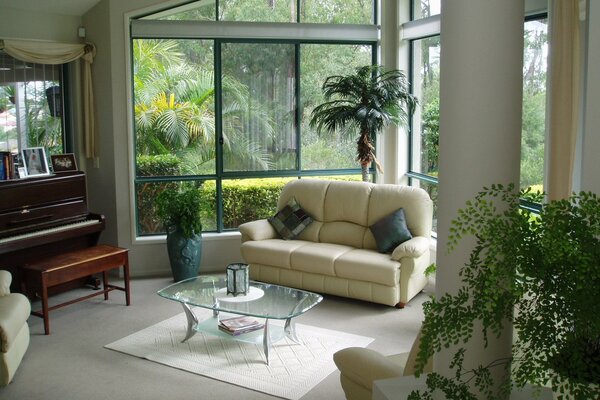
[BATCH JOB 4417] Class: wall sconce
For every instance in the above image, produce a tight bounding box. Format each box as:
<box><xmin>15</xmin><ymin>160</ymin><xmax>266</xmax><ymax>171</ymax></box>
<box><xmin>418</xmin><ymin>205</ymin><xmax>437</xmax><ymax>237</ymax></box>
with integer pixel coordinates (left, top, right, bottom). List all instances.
<box><xmin>226</xmin><ymin>263</ymin><xmax>249</xmax><ymax>297</ymax></box>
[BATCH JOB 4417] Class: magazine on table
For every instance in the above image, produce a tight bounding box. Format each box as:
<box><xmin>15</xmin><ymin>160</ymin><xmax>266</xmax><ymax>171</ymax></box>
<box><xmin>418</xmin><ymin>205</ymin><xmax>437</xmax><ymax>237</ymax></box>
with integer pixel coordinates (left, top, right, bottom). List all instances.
<box><xmin>219</xmin><ymin>316</ymin><xmax>264</xmax><ymax>335</ymax></box>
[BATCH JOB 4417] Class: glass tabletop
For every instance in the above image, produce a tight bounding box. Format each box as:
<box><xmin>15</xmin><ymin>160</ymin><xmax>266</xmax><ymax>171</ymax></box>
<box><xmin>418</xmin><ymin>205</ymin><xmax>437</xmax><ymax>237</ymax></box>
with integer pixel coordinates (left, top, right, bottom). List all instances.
<box><xmin>157</xmin><ymin>275</ymin><xmax>323</xmax><ymax>320</ymax></box>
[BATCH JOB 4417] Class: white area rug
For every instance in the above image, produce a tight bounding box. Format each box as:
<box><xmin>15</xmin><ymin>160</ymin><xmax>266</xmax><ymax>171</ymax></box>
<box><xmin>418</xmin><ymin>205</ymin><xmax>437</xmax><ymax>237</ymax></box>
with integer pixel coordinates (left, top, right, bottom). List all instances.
<box><xmin>105</xmin><ymin>312</ymin><xmax>373</xmax><ymax>399</ymax></box>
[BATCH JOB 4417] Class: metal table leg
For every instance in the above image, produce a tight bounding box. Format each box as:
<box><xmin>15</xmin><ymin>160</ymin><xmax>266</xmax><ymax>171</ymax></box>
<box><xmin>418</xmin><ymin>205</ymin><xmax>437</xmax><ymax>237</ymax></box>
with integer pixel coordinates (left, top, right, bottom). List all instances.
<box><xmin>284</xmin><ymin>317</ymin><xmax>300</xmax><ymax>344</ymax></box>
<box><xmin>181</xmin><ymin>303</ymin><xmax>198</xmax><ymax>343</ymax></box>
<box><xmin>263</xmin><ymin>318</ymin><xmax>271</xmax><ymax>365</ymax></box>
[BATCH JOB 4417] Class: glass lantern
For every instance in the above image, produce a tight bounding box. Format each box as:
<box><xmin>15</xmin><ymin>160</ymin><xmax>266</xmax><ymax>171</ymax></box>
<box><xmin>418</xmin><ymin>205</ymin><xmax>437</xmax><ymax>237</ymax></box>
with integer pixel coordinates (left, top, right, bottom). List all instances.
<box><xmin>226</xmin><ymin>263</ymin><xmax>249</xmax><ymax>296</ymax></box>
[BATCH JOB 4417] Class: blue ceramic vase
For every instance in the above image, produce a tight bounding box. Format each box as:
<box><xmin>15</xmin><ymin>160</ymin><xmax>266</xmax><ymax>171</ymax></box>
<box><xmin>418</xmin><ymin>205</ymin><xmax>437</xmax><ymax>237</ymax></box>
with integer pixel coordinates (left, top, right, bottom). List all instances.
<box><xmin>166</xmin><ymin>226</ymin><xmax>202</xmax><ymax>282</ymax></box>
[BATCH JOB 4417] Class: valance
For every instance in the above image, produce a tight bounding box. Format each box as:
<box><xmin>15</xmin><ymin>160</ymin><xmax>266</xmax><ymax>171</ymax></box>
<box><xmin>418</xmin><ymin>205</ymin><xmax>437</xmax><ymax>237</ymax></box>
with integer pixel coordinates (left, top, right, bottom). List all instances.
<box><xmin>0</xmin><ymin>39</ymin><xmax>97</xmax><ymax>158</ymax></box>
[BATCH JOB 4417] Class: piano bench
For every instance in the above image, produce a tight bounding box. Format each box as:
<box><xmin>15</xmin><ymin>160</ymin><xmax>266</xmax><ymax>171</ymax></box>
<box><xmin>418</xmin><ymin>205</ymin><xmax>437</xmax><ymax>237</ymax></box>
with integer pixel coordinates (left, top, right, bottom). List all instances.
<box><xmin>22</xmin><ymin>245</ymin><xmax>131</xmax><ymax>335</ymax></box>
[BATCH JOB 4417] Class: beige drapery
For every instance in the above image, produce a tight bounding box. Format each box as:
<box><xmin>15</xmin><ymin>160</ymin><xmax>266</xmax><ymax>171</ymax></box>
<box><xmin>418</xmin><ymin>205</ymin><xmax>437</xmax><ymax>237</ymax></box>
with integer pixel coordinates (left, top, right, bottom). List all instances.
<box><xmin>0</xmin><ymin>39</ymin><xmax>97</xmax><ymax>158</ymax></box>
<box><xmin>546</xmin><ymin>0</ymin><xmax>582</xmax><ymax>200</ymax></box>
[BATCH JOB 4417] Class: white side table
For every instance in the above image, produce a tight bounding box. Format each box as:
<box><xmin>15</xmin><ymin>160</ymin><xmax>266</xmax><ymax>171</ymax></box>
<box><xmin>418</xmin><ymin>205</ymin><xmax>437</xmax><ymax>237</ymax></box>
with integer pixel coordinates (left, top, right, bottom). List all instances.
<box><xmin>373</xmin><ymin>375</ymin><xmax>554</xmax><ymax>400</ymax></box>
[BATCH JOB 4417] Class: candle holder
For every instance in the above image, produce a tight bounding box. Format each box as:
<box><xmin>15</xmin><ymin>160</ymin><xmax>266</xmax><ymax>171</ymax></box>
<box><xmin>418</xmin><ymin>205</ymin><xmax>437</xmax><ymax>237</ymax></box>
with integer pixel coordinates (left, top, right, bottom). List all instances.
<box><xmin>226</xmin><ymin>263</ymin><xmax>249</xmax><ymax>297</ymax></box>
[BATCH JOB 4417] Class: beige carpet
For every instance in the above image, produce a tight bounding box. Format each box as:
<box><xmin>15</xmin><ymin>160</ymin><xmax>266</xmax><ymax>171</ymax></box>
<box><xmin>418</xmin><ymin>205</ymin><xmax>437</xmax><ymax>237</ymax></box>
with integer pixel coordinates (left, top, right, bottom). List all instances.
<box><xmin>105</xmin><ymin>310</ymin><xmax>373</xmax><ymax>400</ymax></box>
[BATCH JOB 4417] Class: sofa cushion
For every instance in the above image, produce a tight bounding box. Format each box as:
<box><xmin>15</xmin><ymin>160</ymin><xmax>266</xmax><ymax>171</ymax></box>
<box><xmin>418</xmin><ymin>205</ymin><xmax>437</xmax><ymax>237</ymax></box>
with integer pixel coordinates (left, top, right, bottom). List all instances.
<box><xmin>319</xmin><ymin>221</ymin><xmax>367</xmax><ymax>248</ymax></box>
<box><xmin>370</xmin><ymin>208</ymin><xmax>412</xmax><ymax>253</ymax></box>
<box><xmin>335</xmin><ymin>249</ymin><xmax>400</xmax><ymax>286</ymax></box>
<box><xmin>268</xmin><ymin>197</ymin><xmax>313</xmax><ymax>240</ymax></box>
<box><xmin>241</xmin><ymin>239</ymin><xmax>311</xmax><ymax>269</ymax></box>
<box><xmin>368</xmin><ymin>184</ymin><xmax>433</xmax><ymax>238</ymax></box>
<box><xmin>290</xmin><ymin>243</ymin><xmax>353</xmax><ymax>276</ymax></box>
<box><xmin>278</xmin><ymin>179</ymin><xmax>329</xmax><ymax>222</ymax></box>
<box><xmin>323</xmin><ymin>181</ymin><xmax>372</xmax><ymax>226</ymax></box>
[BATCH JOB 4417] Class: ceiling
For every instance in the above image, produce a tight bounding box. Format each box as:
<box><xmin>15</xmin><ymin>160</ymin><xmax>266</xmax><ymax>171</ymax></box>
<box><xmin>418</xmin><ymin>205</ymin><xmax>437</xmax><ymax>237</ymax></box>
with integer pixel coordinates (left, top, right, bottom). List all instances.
<box><xmin>2</xmin><ymin>0</ymin><xmax>102</xmax><ymax>16</ymax></box>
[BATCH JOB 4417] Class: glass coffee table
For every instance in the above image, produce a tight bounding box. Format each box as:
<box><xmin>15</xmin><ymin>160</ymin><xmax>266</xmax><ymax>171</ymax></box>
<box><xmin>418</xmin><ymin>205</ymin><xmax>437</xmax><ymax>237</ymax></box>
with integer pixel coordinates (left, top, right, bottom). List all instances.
<box><xmin>157</xmin><ymin>276</ymin><xmax>323</xmax><ymax>365</ymax></box>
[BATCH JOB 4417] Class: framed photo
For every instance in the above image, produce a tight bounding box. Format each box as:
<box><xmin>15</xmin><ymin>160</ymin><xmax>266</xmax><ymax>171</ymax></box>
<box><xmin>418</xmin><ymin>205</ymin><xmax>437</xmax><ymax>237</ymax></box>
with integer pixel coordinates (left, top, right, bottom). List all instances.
<box><xmin>51</xmin><ymin>153</ymin><xmax>78</xmax><ymax>173</ymax></box>
<box><xmin>22</xmin><ymin>147</ymin><xmax>50</xmax><ymax>177</ymax></box>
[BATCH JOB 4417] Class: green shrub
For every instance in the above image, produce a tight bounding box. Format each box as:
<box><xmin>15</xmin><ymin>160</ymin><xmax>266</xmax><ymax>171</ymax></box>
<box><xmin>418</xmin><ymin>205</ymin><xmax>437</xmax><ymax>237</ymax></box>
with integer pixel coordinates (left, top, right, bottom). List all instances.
<box><xmin>200</xmin><ymin>178</ymin><xmax>295</xmax><ymax>230</ymax></box>
<box><xmin>136</xmin><ymin>172</ymin><xmax>361</xmax><ymax>234</ymax></box>
<box><xmin>136</xmin><ymin>154</ymin><xmax>181</xmax><ymax>176</ymax></box>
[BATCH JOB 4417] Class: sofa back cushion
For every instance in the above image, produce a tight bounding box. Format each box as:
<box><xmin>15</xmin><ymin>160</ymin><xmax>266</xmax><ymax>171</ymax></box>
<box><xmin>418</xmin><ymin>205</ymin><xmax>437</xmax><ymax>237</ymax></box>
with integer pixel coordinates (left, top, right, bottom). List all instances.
<box><xmin>277</xmin><ymin>179</ymin><xmax>432</xmax><ymax>249</ymax></box>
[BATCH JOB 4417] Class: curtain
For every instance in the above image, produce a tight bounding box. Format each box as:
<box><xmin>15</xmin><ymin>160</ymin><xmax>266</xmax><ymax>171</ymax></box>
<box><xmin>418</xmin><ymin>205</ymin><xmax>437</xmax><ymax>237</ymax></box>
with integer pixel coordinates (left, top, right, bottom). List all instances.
<box><xmin>0</xmin><ymin>39</ymin><xmax>97</xmax><ymax>158</ymax></box>
<box><xmin>546</xmin><ymin>0</ymin><xmax>582</xmax><ymax>200</ymax></box>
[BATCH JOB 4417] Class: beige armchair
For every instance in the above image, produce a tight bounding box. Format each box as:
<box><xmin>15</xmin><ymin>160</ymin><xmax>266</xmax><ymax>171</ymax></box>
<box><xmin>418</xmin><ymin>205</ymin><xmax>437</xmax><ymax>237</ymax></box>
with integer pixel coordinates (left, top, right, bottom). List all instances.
<box><xmin>334</xmin><ymin>329</ymin><xmax>432</xmax><ymax>400</ymax></box>
<box><xmin>0</xmin><ymin>270</ymin><xmax>31</xmax><ymax>386</ymax></box>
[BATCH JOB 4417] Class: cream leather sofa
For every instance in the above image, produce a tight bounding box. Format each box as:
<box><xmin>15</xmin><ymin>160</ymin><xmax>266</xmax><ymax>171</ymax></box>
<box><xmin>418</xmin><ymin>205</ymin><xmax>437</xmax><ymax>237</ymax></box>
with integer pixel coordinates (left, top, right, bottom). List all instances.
<box><xmin>0</xmin><ymin>270</ymin><xmax>30</xmax><ymax>386</ymax></box>
<box><xmin>334</xmin><ymin>328</ymin><xmax>432</xmax><ymax>400</ymax></box>
<box><xmin>239</xmin><ymin>179</ymin><xmax>433</xmax><ymax>307</ymax></box>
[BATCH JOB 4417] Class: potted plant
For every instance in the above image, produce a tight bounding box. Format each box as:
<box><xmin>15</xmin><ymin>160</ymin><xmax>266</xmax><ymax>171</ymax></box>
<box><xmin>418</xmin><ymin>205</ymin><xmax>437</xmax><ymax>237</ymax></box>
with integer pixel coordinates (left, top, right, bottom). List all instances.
<box><xmin>156</xmin><ymin>183</ymin><xmax>203</xmax><ymax>282</ymax></box>
<box><xmin>309</xmin><ymin>65</ymin><xmax>417</xmax><ymax>182</ymax></box>
<box><xmin>409</xmin><ymin>184</ymin><xmax>600</xmax><ymax>400</ymax></box>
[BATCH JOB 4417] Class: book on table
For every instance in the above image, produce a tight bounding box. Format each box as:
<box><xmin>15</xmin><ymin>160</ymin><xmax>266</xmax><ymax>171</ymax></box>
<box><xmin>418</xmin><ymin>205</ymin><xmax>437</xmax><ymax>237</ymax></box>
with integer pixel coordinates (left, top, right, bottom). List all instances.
<box><xmin>218</xmin><ymin>316</ymin><xmax>264</xmax><ymax>336</ymax></box>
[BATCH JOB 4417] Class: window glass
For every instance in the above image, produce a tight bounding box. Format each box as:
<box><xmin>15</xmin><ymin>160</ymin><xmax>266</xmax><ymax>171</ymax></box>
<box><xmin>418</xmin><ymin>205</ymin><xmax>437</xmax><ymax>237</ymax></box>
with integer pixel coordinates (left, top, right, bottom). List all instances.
<box><xmin>221</xmin><ymin>42</ymin><xmax>296</xmax><ymax>172</ymax></box>
<box><xmin>410</xmin><ymin>35</ymin><xmax>440</xmax><ymax>178</ymax></box>
<box><xmin>300</xmin><ymin>44</ymin><xmax>372</xmax><ymax>170</ymax></box>
<box><xmin>219</xmin><ymin>0</ymin><xmax>296</xmax><ymax>22</ymax></box>
<box><xmin>133</xmin><ymin>39</ymin><xmax>216</xmax><ymax>176</ymax></box>
<box><xmin>413</xmin><ymin>179</ymin><xmax>438</xmax><ymax>232</ymax></box>
<box><xmin>413</xmin><ymin>0</ymin><xmax>441</xmax><ymax>19</ymax></box>
<box><xmin>521</xmin><ymin>18</ymin><xmax>547</xmax><ymax>192</ymax></box>
<box><xmin>131</xmin><ymin>4</ymin><xmax>375</xmax><ymax>235</ymax></box>
<box><xmin>0</xmin><ymin>52</ymin><xmax>65</xmax><ymax>157</ymax></box>
<box><xmin>300</xmin><ymin>0</ymin><xmax>373</xmax><ymax>24</ymax></box>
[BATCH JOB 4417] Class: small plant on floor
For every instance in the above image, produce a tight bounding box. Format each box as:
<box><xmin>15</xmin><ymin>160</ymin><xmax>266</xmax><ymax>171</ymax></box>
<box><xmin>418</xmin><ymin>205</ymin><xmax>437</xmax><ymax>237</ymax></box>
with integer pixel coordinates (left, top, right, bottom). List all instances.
<box><xmin>156</xmin><ymin>182</ymin><xmax>204</xmax><ymax>281</ymax></box>
<box><xmin>408</xmin><ymin>184</ymin><xmax>600</xmax><ymax>400</ymax></box>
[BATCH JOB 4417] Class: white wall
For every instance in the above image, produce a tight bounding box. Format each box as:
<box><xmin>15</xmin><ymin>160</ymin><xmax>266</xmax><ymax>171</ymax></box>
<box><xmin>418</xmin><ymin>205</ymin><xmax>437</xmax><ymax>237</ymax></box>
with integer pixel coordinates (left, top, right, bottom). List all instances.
<box><xmin>0</xmin><ymin>7</ymin><xmax>81</xmax><ymax>42</ymax></box>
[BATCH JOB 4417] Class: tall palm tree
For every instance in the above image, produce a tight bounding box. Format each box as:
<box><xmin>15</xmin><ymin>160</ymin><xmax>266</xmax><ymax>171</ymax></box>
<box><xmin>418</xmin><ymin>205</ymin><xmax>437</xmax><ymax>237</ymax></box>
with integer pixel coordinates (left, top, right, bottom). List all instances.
<box><xmin>309</xmin><ymin>65</ymin><xmax>417</xmax><ymax>181</ymax></box>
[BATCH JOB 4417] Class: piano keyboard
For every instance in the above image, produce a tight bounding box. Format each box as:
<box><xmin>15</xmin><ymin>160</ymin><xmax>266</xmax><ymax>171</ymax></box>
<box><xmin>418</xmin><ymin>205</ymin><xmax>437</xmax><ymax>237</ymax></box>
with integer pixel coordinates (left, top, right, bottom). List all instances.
<box><xmin>0</xmin><ymin>219</ymin><xmax>101</xmax><ymax>244</ymax></box>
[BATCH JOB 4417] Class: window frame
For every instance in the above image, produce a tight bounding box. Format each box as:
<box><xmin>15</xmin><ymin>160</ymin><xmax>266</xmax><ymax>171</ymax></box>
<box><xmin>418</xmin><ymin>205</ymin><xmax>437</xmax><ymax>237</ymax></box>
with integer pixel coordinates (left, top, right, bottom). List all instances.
<box><xmin>404</xmin><ymin>2</ymin><xmax>549</xmax><ymax>221</ymax></box>
<box><xmin>130</xmin><ymin>3</ymin><xmax>378</xmax><ymax>236</ymax></box>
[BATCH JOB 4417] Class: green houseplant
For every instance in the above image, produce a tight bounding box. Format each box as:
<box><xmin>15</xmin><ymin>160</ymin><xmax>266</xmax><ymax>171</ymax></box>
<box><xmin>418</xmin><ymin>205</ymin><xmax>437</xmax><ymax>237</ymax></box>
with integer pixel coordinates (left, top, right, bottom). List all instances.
<box><xmin>410</xmin><ymin>184</ymin><xmax>600</xmax><ymax>400</ymax></box>
<box><xmin>309</xmin><ymin>65</ymin><xmax>417</xmax><ymax>182</ymax></box>
<box><xmin>156</xmin><ymin>183</ymin><xmax>203</xmax><ymax>281</ymax></box>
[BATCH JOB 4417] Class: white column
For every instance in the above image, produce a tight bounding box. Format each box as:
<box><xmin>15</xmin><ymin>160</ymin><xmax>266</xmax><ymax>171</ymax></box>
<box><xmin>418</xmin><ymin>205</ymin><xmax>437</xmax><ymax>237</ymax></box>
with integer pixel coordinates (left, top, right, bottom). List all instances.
<box><xmin>379</xmin><ymin>0</ymin><xmax>399</xmax><ymax>184</ymax></box>
<box><xmin>435</xmin><ymin>0</ymin><xmax>524</xmax><ymax>395</ymax></box>
<box><xmin>379</xmin><ymin>0</ymin><xmax>411</xmax><ymax>185</ymax></box>
<box><xmin>581</xmin><ymin>0</ymin><xmax>600</xmax><ymax>194</ymax></box>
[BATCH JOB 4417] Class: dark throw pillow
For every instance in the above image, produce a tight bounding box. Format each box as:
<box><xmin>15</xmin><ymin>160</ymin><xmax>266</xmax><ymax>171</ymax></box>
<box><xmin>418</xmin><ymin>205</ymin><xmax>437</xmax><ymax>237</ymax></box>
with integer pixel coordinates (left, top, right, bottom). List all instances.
<box><xmin>268</xmin><ymin>197</ymin><xmax>313</xmax><ymax>240</ymax></box>
<box><xmin>370</xmin><ymin>208</ymin><xmax>413</xmax><ymax>253</ymax></box>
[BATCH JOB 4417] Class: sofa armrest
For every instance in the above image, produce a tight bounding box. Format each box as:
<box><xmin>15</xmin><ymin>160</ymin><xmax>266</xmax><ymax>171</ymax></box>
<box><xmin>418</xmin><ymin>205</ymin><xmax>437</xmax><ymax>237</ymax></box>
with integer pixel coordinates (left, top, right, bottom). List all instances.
<box><xmin>0</xmin><ymin>293</ymin><xmax>31</xmax><ymax>352</ymax></box>
<box><xmin>391</xmin><ymin>236</ymin><xmax>430</xmax><ymax>261</ymax></box>
<box><xmin>0</xmin><ymin>271</ymin><xmax>12</xmax><ymax>297</ymax></box>
<box><xmin>334</xmin><ymin>347</ymin><xmax>406</xmax><ymax>390</ymax></box>
<box><xmin>239</xmin><ymin>219</ymin><xmax>279</xmax><ymax>242</ymax></box>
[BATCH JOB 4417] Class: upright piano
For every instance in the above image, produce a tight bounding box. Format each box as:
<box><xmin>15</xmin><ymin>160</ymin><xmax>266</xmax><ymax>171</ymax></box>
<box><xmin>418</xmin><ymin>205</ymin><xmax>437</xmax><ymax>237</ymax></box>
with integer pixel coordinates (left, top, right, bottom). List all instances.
<box><xmin>0</xmin><ymin>171</ymin><xmax>105</xmax><ymax>292</ymax></box>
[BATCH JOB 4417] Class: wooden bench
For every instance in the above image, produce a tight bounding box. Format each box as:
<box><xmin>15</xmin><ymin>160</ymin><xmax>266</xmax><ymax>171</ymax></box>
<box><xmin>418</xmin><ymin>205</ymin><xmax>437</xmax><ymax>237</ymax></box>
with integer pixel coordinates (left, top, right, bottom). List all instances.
<box><xmin>22</xmin><ymin>245</ymin><xmax>131</xmax><ymax>335</ymax></box>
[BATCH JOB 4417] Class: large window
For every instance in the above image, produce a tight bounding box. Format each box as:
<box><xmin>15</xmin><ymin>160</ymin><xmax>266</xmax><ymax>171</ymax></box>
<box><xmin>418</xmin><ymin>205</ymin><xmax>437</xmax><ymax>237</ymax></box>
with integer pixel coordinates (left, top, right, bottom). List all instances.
<box><xmin>406</xmin><ymin>2</ymin><xmax>549</xmax><ymax>232</ymax></box>
<box><xmin>132</xmin><ymin>1</ymin><xmax>376</xmax><ymax>236</ymax></box>
<box><xmin>0</xmin><ymin>51</ymin><xmax>68</xmax><ymax>164</ymax></box>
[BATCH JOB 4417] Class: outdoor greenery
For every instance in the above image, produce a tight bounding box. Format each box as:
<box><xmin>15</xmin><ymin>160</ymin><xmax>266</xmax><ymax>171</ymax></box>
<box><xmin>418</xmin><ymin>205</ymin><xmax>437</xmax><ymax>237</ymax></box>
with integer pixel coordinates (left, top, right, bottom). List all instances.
<box><xmin>133</xmin><ymin>1</ymin><xmax>375</xmax><ymax>234</ymax></box>
<box><xmin>134</xmin><ymin>152</ymin><xmax>361</xmax><ymax>234</ymax></box>
<box><xmin>309</xmin><ymin>65</ymin><xmax>417</xmax><ymax>181</ymax></box>
<box><xmin>410</xmin><ymin>184</ymin><xmax>600</xmax><ymax>400</ymax></box>
<box><xmin>413</xmin><ymin>19</ymin><xmax>548</xmax><ymax>192</ymax></box>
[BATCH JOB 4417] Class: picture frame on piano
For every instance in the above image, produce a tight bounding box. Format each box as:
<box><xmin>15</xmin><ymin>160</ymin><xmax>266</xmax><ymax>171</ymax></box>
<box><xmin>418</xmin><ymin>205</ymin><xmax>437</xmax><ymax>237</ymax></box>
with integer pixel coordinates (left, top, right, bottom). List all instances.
<box><xmin>22</xmin><ymin>147</ymin><xmax>50</xmax><ymax>177</ymax></box>
<box><xmin>51</xmin><ymin>153</ymin><xmax>78</xmax><ymax>173</ymax></box>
